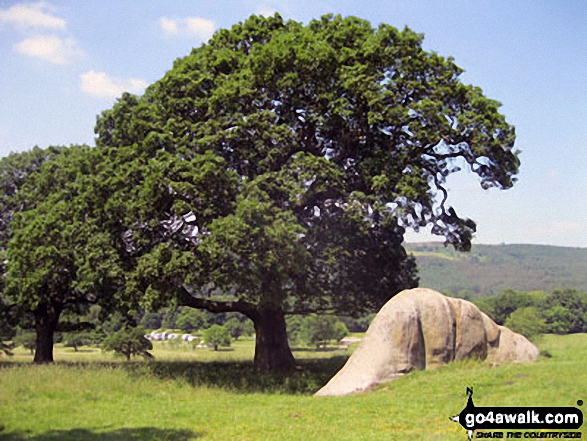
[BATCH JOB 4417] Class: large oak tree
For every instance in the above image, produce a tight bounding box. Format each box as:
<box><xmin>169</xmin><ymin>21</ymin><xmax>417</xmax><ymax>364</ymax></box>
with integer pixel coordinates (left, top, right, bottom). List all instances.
<box><xmin>93</xmin><ymin>14</ymin><xmax>519</xmax><ymax>372</ymax></box>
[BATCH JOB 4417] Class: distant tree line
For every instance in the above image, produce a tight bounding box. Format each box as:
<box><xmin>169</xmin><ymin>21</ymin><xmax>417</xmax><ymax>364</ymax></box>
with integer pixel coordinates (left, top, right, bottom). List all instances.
<box><xmin>3</xmin><ymin>300</ymin><xmax>358</xmax><ymax>356</ymax></box>
<box><xmin>474</xmin><ymin>288</ymin><xmax>587</xmax><ymax>341</ymax></box>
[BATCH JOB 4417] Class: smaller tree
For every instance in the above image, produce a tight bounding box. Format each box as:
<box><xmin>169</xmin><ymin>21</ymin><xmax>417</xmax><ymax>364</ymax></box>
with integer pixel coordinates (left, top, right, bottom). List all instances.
<box><xmin>339</xmin><ymin>314</ymin><xmax>375</xmax><ymax>333</ymax></box>
<box><xmin>299</xmin><ymin>315</ymin><xmax>348</xmax><ymax>349</ymax></box>
<box><xmin>176</xmin><ymin>308</ymin><xmax>205</xmax><ymax>333</ymax></box>
<box><xmin>504</xmin><ymin>307</ymin><xmax>545</xmax><ymax>342</ymax></box>
<box><xmin>544</xmin><ymin>306</ymin><xmax>576</xmax><ymax>335</ymax></box>
<box><xmin>139</xmin><ymin>311</ymin><xmax>163</xmax><ymax>330</ymax></box>
<box><xmin>224</xmin><ymin>318</ymin><xmax>246</xmax><ymax>340</ymax></box>
<box><xmin>63</xmin><ymin>332</ymin><xmax>92</xmax><ymax>352</ymax></box>
<box><xmin>101</xmin><ymin>327</ymin><xmax>153</xmax><ymax>361</ymax></box>
<box><xmin>286</xmin><ymin>316</ymin><xmax>304</xmax><ymax>345</ymax></box>
<box><xmin>489</xmin><ymin>289</ymin><xmax>537</xmax><ymax>325</ymax></box>
<box><xmin>241</xmin><ymin>319</ymin><xmax>255</xmax><ymax>338</ymax></box>
<box><xmin>203</xmin><ymin>325</ymin><xmax>231</xmax><ymax>351</ymax></box>
<box><xmin>13</xmin><ymin>332</ymin><xmax>36</xmax><ymax>355</ymax></box>
<box><xmin>161</xmin><ymin>309</ymin><xmax>179</xmax><ymax>329</ymax></box>
<box><xmin>545</xmin><ymin>289</ymin><xmax>585</xmax><ymax>333</ymax></box>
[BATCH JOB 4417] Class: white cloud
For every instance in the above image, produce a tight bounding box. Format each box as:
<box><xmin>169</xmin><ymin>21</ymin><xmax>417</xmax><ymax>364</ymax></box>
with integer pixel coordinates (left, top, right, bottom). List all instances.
<box><xmin>2</xmin><ymin>3</ymin><xmax>86</xmax><ymax>65</ymax></box>
<box><xmin>15</xmin><ymin>34</ymin><xmax>84</xmax><ymax>65</ymax></box>
<box><xmin>159</xmin><ymin>17</ymin><xmax>179</xmax><ymax>36</ymax></box>
<box><xmin>80</xmin><ymin>71</ymin><xmax>148</xmax><ymax>99</ymax></box>
<box><xmin>0</xmin><ymin>2</ymin><xmax>66</xmax><ymax>31</ymax></box>
<box><xmin>159</xmin><ymin>16</ymin><xmax>216</xmax><ymax>42</ymax></box>
<box><xmin>185</xmin><ymin>17</ymin><xmax>216</xmax><ymax>41</ymax></box>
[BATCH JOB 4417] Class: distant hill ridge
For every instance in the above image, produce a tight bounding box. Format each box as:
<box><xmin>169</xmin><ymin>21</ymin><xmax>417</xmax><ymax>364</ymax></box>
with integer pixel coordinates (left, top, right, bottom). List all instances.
<box><xmin>404</xmin><ymin>242</ymin><xmax>587</xmax><ymax>298</ymax></box>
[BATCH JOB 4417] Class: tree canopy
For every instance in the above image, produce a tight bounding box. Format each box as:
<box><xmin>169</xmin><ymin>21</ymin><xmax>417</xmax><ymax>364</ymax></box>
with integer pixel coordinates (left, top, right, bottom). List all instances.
<box><xmin>2</xmin><ymin>146</ymin><xmax>124</xmax><ymax>363</ymax></box>
<box><xmin>89</xmin><ymin>13</ymin><xmax>519</xmax><ymax>372</ymax></box>
<box><xmin>203</xmin><ymin>325</ymin><xmax>231</xmax><ymax>351</ymax></box>
<box><xmin>299</xmin><ymin>314</ymin><xmax>348</xmax><ymax>348</ymax></box>
<box><xmin>101</xmin><ymin>326</ymin><xmax>153</xmax><ymax>361</ymax></box>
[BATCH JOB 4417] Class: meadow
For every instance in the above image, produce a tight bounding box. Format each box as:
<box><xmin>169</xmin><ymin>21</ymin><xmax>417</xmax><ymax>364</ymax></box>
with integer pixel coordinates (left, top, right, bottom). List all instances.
<box><xmin>0</xmin><ymin>334</ymin><xmax>586</xmax><ymax>440</ymax></box>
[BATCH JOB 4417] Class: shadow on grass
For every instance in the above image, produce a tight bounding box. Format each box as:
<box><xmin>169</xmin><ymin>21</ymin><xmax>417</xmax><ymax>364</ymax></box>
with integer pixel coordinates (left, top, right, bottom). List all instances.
<box><xmin>0</xmin><ymin>355</ymin><xmax>348</xmax><ymax>395</ymax></box>
<box><xmin>132</xmin><ymin>356</ymin><xmax>349</xmax><ymax>394</ymax></box>
<box><xmin>0</xmin><ymin>427</ymin><xmax>201</xmax><ymax>441</ymax></box>
<box><xmin>63</xmin><ymin>348</ymin><xmax>98</xmax><ymax>353</ymax></box>
<box><xmin>291</xmin><ymin>347</ymin><xmax>342</xmax><ymax>352</ymax></box>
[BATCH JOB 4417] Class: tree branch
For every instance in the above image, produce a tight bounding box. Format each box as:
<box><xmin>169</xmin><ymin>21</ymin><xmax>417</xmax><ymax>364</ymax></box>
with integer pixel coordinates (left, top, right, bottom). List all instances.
<box><xmin>177</xmin><ymin>286</ymin><xmax>260</xmax><ymax>320</ymax></box>
<box><xmin>424</xmin><ymin>151</ymin><xmax>464</xmax><ymax>160</ymax></box>
<box><xmin>283</xmin><ymin>307</ymin><xmax>336</xmax><ymax>316</ymax></box>
<box><xmin>421</xmin><ymin>164</ymin><xmax>448</xmax><ymax>217</ymax></box>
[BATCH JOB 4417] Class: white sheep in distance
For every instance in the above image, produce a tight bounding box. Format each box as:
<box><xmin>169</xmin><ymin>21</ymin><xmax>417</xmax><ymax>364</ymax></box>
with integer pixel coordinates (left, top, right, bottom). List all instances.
<box><xmin>182</xmin><ymin>334</ymin><xmax>197</xmax><ymax>342</ymax></box>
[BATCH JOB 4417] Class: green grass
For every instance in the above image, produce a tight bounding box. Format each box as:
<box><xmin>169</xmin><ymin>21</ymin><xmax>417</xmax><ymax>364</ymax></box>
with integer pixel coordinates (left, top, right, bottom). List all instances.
<box><xmin>1</xmin><ymin>334</ymin><xmax>586</xmax><ymax>440</ymax></box>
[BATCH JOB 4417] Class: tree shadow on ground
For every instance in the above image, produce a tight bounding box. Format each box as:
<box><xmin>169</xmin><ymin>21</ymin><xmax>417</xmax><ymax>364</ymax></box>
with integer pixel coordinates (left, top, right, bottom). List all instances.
<box><xmin>0</xmin><ymin>355</ymin><xmax>349</xmax><ymax>395</ymax></box>
<box><xmin>291</xmin><ymin>347</ymin><xmax>342</xmax><ymax>352</ymax></box>
<box><xmin>132</xmin><ymin>355</ymin><xmax>348</xmax><ymax>394</ymax></box>
<box><xmin>61</xmin><ymin>348</ymin><xmax>98</xmax><ymax>353</ymax></box>
<box><xmin>0</xmin><ymin>427</ymin><xmax>201</xmax><ymax>441</ymax></box>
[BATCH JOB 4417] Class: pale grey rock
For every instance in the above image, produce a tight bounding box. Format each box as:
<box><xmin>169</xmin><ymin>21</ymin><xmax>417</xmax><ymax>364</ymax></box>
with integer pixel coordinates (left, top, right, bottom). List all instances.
<box><xmin>315</xmin><ymin>288</ymin><xmax>539</xmax><ymax>397</ymax></box>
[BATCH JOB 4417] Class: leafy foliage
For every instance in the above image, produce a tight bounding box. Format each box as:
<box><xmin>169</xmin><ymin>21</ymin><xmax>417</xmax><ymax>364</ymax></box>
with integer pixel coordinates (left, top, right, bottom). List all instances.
<box><xmin>203</xmin><ymin>325</ymin><xmax>231</xmax><ymax>351</ymax></box>
<box><xmin>139</xmin><ymin>311</ymin><xmax>163</xmax><ymax>330</ymax></box>
<box><xmin>475</xmin><ymin>288</ymin><xmax>587</xmax><ymax>337</ymax></box>
<box><xmin>87</xmin><ymin>14</ymin><xmax>519</xmax><ymax>372</ymax></box>
<box><xmin>3</xmin><ymin>146</ymin><xmax>125</xmax><ymax>363</ymax></box>
<box><xmin>101</xmin><ymin>327</ymin><xmax>153</xmax><ymax>361</ymax></box>
<box><xmin>0</xmin><ymin>148</ymin><xmax>64</xmax><ymax>359</ymax></box>
<box><xmin>504</xmin><ymin>307</ymin><xmax>546</xmax><ymax>341</ymax></box>
<box><xmin>1</xmin><ymin>14</ymin><xmax>519</xmax><ymax>372</ymax></box>
<box><xmin>0</xmin><ymin>295</ymin><xmax>17</xmax><ymax>356</ymax></box>
<box><xmin>299</xmin><ymin>315</ymin><xmax>348</xmax><ymax>348</ymax></box>
<box><xmin>63</xmin><ymin>332</ymin><xmax>93</xmax><ymax>352</ymax></box>
<box><xmin>161</xmin><ymin>309</ymin><xmax>180</xmax><ymax>329</ymax></box>
<box><xmin>92</xmin><ymin>12</ymin><xmax>521</xmax><ymax>308</ymax></box>
<box><xmin>175</xmin><ymin>308</ymin><xmax>206</xmax><ymax>333</ymax></box>
<box><xmin>0</xmin><ymin>147</ymin><xmax>61</xmax><ymax>251</ymax></box>
<box><xmin>13</xmin><ymin>332</ymin><xmax>36</xmax><ymax>354</ymax></box>
<box><xmin>474</xmin><ymin>289</ymin><xmax>546</xmax><ymax>325</ymax></box>
<box><xmin>543</xmin><ymin>288</ymin><xmax>585</xmax><ymax>334</ymax></box>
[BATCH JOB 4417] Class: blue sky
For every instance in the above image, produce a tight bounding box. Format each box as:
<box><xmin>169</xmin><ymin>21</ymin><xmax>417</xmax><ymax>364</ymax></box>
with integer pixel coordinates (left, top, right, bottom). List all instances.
<box><xmin>0</xmin><ymin>0</ymin><xmax>585</xmax><ymax>247</ymax></box>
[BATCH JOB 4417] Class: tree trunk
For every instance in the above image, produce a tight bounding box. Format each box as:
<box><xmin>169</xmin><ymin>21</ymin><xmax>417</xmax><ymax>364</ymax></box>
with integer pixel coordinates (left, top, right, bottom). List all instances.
<box><xmin>33</xmin><ymin>302</ymin><xmax>61</xmax><ymax>364</ymax></box>
<box><xmin>177</xmin><ymin>288</ymin><xmax>296</xmax><ymax>373</ymax></box>
<box><xmin>252</xmin><ymin>308</ymin><xmax>296</xmax><ymax>373</ymax></box>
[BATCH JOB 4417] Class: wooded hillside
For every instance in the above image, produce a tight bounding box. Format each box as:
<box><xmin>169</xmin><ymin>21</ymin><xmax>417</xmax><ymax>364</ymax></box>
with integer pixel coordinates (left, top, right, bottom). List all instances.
<box><xmin>406</xmin><ymin>242</ymin><xmax>587</xmax><ymax>298</ymax></box>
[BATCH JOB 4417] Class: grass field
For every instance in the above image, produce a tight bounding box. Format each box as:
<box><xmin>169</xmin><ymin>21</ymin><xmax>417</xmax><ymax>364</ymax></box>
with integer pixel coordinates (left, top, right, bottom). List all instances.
<box><xmin>0</xmin><ymin>334</ymin><xmax>586</xmax><ymax>440</ymax></box>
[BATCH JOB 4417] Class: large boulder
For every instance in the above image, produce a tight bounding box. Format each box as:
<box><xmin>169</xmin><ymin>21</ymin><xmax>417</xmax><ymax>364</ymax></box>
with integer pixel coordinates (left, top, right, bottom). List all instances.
<box><xmin>315</xmin><ymin>288</ymin><xmax>539</xmax><ymax>397</ymax></box>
